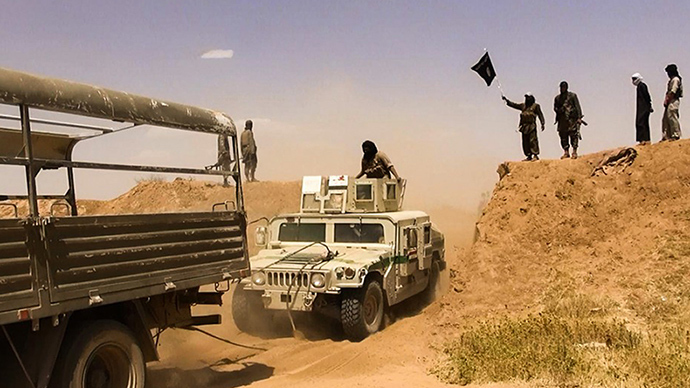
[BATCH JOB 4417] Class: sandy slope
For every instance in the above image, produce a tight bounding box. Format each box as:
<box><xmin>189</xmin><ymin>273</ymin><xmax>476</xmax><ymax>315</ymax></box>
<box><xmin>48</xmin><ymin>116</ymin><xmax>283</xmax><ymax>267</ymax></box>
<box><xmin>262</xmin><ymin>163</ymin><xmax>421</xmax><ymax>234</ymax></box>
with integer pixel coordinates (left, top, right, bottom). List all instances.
<box><xmin>440</xmin><ymin>139</ymin><xmax>690</xmax><ymax>325</ymax></box>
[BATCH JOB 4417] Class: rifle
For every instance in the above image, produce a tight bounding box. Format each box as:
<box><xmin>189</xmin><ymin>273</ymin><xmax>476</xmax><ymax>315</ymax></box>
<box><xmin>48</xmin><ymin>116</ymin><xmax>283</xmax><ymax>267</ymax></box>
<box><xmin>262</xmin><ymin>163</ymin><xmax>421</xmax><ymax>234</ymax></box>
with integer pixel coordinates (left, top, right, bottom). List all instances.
<box><xmin>554</xmin><ymin>117</ymin><xmax>588</xmax><ymax>126</ymax></box>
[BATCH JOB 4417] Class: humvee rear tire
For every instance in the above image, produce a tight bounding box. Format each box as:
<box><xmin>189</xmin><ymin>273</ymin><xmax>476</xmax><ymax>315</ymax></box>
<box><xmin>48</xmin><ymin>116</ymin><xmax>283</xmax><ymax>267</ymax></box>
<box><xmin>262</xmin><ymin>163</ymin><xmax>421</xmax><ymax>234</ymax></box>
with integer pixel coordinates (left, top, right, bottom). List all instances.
<box><xmin>423</xmin><ymin>261</ymin><xmax>443</xmax><ymax>303</ymax></box>
<box><xmin>232</xmin><ymin>284</ymin><xmax>272</xmax><ymax>334</ymax></box>
<box><xmin>51</xmin><ymin>320</ymin><xmax>145</xmax><ymax>388</ymax></box>
<box><xmin>341</xmin><ymin>279</ymin><xmax>384</xmax><ymax>341</ymax></box>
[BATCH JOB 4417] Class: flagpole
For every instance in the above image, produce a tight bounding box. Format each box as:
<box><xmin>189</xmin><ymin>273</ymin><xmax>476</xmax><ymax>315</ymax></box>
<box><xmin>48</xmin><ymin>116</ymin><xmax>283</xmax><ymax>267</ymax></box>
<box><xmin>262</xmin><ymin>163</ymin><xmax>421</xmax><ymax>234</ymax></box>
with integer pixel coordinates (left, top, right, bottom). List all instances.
<box><xmin>481</xmin><ymin>48</ymin><xmax>512</xmax><ymax>131</ymax></box>
<box><xmin>483</xmin><ymin>48</ymin><xmax>504</xmax><ymax>97</ymax></box>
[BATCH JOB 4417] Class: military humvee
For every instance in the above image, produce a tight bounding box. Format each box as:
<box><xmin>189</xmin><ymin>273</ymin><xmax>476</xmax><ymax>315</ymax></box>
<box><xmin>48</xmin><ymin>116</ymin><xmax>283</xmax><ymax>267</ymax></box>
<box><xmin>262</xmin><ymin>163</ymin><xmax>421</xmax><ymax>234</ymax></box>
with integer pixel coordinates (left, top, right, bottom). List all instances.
<box><xmin>233</xmin><ymin>175</ymin><xmax>445</xmax><ymax>341</ymax></box>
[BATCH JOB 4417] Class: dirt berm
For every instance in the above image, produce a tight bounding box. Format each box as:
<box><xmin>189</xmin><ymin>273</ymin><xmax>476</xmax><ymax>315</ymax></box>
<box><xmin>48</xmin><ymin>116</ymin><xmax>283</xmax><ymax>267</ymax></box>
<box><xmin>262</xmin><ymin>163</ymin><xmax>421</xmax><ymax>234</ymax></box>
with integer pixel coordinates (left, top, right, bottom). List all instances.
<box><xmin>434</xmin><ymin>139</ymin><xmax>690</xmax><ymax>387</ymax></box>
<box><xmin>443</xmin><ymin>140</ymin><xmax>690</xmax><ymax>319</ymax></box>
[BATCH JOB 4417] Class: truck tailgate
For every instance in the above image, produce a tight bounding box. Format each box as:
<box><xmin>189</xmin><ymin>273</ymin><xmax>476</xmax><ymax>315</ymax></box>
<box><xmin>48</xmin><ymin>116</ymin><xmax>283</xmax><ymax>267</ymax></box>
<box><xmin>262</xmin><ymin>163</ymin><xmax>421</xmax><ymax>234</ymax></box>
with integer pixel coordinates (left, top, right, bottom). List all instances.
<box><xmin>45</xmin><ymin>211</ymin><xmax>248</xmax><ymax>305</ymax></box>
<box><xmin>0</xmin><ymin>218</ymin><xmax>38</xmax><ymax>315</ymax></box>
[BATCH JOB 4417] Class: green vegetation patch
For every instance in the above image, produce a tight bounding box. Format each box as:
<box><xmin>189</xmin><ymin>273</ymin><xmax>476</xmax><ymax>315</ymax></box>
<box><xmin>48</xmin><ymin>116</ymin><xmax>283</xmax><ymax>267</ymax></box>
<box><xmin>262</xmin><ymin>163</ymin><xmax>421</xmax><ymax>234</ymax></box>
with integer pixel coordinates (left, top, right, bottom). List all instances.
<box><xmin>621</xmin><ymin>327</ymin><xmax>690</xmax><ymax>387</ymax></box>
<box><xmin>434</xmin><ymin>315</ymin><xmax>638</xmax><ymax>386</ymax></box>
<box><xmin>435</xmin><ymin>313</ymin><xmax>690</xmax><ymax>387</ymax></box>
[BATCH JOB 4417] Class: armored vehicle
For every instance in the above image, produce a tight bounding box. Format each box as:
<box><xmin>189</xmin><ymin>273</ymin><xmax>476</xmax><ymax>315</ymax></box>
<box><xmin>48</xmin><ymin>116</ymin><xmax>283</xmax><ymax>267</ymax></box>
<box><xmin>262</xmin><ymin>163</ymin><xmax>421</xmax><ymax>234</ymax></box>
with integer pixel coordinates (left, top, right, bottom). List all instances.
<box><xmin>233</xmin><ymin>175</ymin><xmax>445</xmax><ymax>341</ymax></box>
<box><xmin>0</xmin><ymin>67</ymin><xmax>249</xmax><ymax>388</ymax></box>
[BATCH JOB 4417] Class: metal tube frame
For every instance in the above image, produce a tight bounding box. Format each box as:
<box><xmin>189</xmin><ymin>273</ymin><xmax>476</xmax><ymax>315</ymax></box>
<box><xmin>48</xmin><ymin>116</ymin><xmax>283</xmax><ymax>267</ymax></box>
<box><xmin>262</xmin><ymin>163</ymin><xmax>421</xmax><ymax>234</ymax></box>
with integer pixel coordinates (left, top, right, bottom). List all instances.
<box><xmin>20</xmin><ymin>105</ymin><xmax>39</xmax><ymax>218</ymax></box>
<box><xmin>0</xmin><ymin>113</ymin><xmax>114</xmax><ymax>133</ymax></box>
<box><xmin>3</xmin><ymin>105</ymin><xmax>242</xmax><ymax>218</ymax></box>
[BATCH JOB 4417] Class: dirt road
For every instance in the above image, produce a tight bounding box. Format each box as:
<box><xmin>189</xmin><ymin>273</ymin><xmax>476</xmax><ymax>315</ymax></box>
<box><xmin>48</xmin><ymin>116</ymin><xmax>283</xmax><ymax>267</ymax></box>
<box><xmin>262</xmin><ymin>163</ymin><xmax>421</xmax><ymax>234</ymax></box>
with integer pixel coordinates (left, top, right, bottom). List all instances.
<box><xmin>147</xmin><ymin>290</ymin><xmax>450</xmax><ymax>388</ymax></box>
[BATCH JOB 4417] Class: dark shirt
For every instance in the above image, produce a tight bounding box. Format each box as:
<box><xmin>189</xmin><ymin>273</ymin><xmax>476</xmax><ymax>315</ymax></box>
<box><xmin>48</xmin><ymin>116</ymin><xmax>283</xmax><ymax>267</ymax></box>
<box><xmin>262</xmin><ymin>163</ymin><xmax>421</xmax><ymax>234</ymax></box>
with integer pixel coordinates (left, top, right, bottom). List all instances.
<box><xmin>636</xmin><ymin>82</ymin><xmax>652</xmax><ymax>116</ymax></box>
<box><xmin>506</xmin><ymin>99</ymin><xmax>545</xmax><ymax>133</ymax></box>
<box><xmin>554</xmin><ymin>91</ymin><xmax>583</xmax><ymax>124</ymax></box>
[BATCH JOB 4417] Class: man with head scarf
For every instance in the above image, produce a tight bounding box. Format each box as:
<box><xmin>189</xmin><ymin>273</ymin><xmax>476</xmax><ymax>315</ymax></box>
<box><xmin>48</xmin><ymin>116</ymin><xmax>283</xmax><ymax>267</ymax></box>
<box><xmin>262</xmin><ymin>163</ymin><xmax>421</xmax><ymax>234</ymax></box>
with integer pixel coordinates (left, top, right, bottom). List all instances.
<box><xmin>662</xmin><ymin>64</ymin><xmax>683</xmax><ymax>141</ymax></box>
<box><xmin>553</xmin><ymin>81</ymin><xmax>584</xmax><ymax>159</ymax></box>
<box><xmin>355</xmin><ymin>140</ymin><xmax>401</xmax><ymax>180</ymax></box>
<box><xmin>240</xmin><ymin>119</ymin><xmax>258</xmax><ymax>182</ymax></box>
<box><xmin>502</xmin><ymin>93</ymin><xmax>545</xmax><ymax>161</ymax></box>
<box><xmin>631</xmin><ymin>73</ymin><xmax>653</xmax><ymax>145</ymax></box>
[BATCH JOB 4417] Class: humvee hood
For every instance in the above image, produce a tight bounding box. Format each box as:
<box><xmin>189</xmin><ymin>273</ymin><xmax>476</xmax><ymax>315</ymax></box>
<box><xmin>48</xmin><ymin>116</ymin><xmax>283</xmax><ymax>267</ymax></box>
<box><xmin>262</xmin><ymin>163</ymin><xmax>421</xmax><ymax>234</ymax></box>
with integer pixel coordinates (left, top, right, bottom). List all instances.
<box><xmin>250</xmin><ymin>246</ymin><xmax>392</xmax><ymax>271</ymax></box>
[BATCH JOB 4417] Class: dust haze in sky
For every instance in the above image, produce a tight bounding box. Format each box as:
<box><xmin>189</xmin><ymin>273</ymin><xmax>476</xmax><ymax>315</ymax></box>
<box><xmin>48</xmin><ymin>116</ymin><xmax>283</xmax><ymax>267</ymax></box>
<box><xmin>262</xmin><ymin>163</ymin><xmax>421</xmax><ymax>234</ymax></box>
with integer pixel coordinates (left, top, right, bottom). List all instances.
<box><xmin>0</xmin><ymin>1</ymin><xmax>689</xmax><ymax>212</ymax></box>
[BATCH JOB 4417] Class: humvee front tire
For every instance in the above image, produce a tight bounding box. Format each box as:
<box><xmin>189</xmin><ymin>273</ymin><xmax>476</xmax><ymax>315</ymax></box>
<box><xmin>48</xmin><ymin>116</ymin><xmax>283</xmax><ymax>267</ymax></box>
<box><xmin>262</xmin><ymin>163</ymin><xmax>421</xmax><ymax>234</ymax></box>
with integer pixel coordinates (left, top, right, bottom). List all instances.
<box><xmin>232</xmin><ymin>285</ymin><xmax>272</xmax><ymax>334</ymax></box>
<box><xmin>341</xmin><ymin>279</ymin><xmax>384</xmax><ymax>341</ymax></box>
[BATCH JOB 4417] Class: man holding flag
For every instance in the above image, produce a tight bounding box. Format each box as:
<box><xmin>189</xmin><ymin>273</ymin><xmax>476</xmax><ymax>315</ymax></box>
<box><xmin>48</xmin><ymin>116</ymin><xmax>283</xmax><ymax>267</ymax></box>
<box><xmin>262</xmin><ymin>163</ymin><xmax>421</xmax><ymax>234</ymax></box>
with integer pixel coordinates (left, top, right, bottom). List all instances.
<box><xmin>502</xmin><ymin>93</ymin><xmax>545</xmax><ymax>161</ymax></box>
<box><xmin>473</xmin><ymin>52</ymin><xmax>545</xmax><ymax>161</ymax></box>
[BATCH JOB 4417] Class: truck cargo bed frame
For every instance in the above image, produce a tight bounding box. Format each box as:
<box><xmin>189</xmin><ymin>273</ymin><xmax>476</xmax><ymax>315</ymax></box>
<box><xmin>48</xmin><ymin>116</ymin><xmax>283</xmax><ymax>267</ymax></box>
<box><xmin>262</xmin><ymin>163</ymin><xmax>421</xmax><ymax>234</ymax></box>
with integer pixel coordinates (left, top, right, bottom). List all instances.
<box><xmin>0</xmin><ymin>66</ymin><xmax>249</xmax><ymax>326</ymax></box>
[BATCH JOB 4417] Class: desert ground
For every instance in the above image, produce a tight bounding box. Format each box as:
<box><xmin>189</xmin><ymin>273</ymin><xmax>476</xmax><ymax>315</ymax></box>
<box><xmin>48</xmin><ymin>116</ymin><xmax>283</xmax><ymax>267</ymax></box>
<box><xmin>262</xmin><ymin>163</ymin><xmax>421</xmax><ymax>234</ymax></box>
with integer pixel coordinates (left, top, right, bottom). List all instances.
<box><xmin>6</xmin><ymin>139</ymin><xmax>690</xmax><ymax>387</ymax></box>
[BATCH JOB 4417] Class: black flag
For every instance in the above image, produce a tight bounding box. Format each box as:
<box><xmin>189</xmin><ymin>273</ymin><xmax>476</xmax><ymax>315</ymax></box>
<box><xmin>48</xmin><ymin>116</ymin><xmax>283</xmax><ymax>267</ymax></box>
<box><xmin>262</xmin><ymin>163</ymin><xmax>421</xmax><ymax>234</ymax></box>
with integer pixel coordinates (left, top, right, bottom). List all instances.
<box><xmin>471</xmin><ymin>52</ymin><xmax>496</xmax><ymax>87</ymax></box>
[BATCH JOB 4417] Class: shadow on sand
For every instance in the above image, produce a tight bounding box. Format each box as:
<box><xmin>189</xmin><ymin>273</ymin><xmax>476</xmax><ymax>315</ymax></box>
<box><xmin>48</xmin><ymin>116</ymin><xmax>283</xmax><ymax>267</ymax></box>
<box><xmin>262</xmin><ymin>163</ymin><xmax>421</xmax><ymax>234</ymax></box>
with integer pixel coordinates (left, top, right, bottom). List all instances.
<box><xmin>147</xmin><ymin>360</ymin><xmax>274</xmax><ymax>388</ymax></box>
<box><xmin>243</xmin><ymin>311</ymin><xmax>347</xmax><ymax>342</ymax></box>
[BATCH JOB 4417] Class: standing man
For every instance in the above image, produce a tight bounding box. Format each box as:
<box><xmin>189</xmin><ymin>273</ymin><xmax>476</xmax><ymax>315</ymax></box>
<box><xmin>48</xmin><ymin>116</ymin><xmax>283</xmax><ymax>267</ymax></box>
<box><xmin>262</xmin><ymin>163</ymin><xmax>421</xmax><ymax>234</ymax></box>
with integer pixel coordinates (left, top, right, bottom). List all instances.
<box><xmin>662</xmin><ymin>64</ymin><xmax>683</xmax><ymax>141</ymax></box>
<box><xmin>240</xmin><ymin>119</ymin><xmax>258</xmax><ymax>182</ymax></box>
<box><xmin>217</xmin><ymin>132</ymin><xmax>232</xmax><ymax>186</ymax></box>
<box><xmin>553</xmin><ymin>81</ymin><xmax>584</xmax><ymax>159</ymax></box>
<box><xmin>355</xmin><ymin>140</ymin><xmax>401</xmax><ymax>180</ymax></box>
<box><xmin>631</xmin><ymin>73</ymin><xmax>653</xmax><ymax>145</ymax></box>
<box><xmin>502</xmin><ymin>93</ymin><xmax>545</xmax><ymax>161</ymax></box>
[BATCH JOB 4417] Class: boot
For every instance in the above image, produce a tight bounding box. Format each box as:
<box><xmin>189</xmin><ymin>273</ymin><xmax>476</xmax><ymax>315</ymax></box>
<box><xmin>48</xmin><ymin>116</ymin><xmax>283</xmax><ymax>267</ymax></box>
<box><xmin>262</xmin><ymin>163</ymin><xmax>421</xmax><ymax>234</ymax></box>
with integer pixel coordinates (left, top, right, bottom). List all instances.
<box><xmin>571</xmin><ymin>149</ymin><xmax>578</xmax><ymax>159</ymax></box>
<box><xmin>560</xmin><ymin>149</ymin><xmax>570</xmax><ymax>159</ymax></box>
<box><xmin>532</xmin><ymin>155</ymin><xmax>539</xmax><ymax>161</ymax></box>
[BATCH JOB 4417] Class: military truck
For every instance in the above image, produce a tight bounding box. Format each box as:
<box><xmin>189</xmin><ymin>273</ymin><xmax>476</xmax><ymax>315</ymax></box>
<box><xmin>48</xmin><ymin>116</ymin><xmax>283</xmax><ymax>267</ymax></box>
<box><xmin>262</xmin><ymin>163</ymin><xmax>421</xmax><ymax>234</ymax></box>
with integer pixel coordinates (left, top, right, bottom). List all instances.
<box><xmin>0</xmin><ymin>67</ymin><xmax>250</xmax><ymax>388</ymax></box>
<box><xmin>233</xmin><ymin>175</ymin><xmax>445</xmax><ymax>341</ymax></box>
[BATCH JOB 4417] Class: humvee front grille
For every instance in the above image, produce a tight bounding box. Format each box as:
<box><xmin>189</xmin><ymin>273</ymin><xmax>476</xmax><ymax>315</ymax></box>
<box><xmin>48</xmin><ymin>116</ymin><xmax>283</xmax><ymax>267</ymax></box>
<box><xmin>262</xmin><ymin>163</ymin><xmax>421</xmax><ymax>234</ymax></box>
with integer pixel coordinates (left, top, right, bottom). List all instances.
<box><xmin>266</xmin><ymin>271</ymin><xmax>309</xmax><ymax>288</ymax></box>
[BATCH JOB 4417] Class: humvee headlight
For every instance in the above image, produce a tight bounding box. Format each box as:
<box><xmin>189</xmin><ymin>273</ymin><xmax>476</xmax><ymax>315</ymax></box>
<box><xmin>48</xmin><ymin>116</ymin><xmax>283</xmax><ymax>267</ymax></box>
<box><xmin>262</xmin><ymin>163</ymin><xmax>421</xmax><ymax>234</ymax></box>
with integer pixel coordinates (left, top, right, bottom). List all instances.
<box><xmin>252</xmin><ymin>272</ymin><xmax>266</xmax><ymax>286</ymax></box>
<box><xmin>311</xmin><ymin>273</ymin><xmax>326</xmax><ymax>288</ymax></box>
<box><xmin>335</xmin><ymin>267</ymin><xmax>345</xmax><ymax>279</ymax></box>
<box><xmin>344</xmin><ymin>267</ymin><xmax>356</xmax><ymax>279</ymax></box>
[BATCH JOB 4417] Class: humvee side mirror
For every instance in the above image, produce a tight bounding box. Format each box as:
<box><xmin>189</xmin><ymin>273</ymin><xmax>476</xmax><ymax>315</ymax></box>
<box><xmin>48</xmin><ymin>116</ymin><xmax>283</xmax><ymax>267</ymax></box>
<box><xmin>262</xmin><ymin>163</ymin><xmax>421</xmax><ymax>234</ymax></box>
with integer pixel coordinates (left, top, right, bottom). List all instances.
<box><xmin>255</xmin><ymin>226</ymin><xmax>267</xmax><ymax>247</ymax></box>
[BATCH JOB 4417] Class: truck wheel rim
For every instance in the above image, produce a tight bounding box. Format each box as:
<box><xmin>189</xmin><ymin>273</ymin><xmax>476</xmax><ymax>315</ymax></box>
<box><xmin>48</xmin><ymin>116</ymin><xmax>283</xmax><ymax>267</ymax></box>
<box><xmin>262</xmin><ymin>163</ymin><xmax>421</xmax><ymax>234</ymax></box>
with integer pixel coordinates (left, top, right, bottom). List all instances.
<box><xmin>364</xmin><ymin>292</ymin><xmax>381</xmax><ymax>326</ymax></box>
<box><xmin>83</xmin><ymin>343</ymin><xmax>135</xmax><ymax>388</ymax></box>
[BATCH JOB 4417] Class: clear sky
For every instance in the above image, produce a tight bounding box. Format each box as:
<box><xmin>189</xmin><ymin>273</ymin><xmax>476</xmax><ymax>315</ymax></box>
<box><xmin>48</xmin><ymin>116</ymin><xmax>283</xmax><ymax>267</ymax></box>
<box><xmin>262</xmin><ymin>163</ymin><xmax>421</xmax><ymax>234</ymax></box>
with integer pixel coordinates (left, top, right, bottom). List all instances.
<box><xmin>0</xmin><ymin>1</ymin><xmax>688</xmax><ymax>210</ymax></box>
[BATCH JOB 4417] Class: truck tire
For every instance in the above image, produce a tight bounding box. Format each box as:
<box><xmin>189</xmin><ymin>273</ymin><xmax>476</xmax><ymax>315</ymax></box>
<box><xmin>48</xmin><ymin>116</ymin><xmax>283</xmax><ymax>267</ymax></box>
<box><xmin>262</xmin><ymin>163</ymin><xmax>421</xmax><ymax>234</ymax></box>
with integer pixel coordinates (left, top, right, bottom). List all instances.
<box><xmin>51</xmin><ymin>320</ymin><xmax>145</xmax><ymax>388</ymax></box>
<box><xmin>341</xmin><ymin>279</ymin><xmax>384</xmax><ymax>341</ymax></box>
<box><xmin>231</xmin><ymin>284</ymin><xmax>272</xmax><ymax>334</ymax></box>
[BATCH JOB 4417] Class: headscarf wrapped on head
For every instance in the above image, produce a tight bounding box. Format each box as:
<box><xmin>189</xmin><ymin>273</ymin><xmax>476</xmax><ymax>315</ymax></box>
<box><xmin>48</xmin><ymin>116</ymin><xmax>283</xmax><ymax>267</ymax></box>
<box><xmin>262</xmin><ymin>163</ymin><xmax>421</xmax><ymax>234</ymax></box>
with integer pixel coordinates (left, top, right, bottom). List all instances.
<box><xmin>632</xmin><ymin>73</ymin><xmax>643</xmax><ymax>86</ymax></box>
<box><xmin>665</xmin><ymin>64</ymin><xmax>680</xmax><ymax>79</ymax></box>
<box><xmin>524</xmin><ymin>92</ymin><xmax>535</xmax><ymax>107</ymax></box>
<box><xmin>362</xmin><ymin>140</ymin><xmax>378</xmax><ymax>159</ymax></box>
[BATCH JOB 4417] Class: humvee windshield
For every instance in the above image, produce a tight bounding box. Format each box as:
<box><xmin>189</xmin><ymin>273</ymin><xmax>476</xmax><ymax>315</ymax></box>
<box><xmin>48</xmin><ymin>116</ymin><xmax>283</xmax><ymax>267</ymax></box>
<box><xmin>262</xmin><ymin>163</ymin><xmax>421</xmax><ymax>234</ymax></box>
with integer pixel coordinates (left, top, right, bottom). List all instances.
<box><xmin>277</xmin><ymin>222</ymin><xmax>385</xmax><ymax>244</ymax></box>
<box><xmin>334</xmin><ymin>223</ymin><xmax>384</xmax><ymax>244</ymax></box>
<box><xmin>279</xmin><ymin>223</ymin><xmax>326</xmax><ymax>242</ymax></box>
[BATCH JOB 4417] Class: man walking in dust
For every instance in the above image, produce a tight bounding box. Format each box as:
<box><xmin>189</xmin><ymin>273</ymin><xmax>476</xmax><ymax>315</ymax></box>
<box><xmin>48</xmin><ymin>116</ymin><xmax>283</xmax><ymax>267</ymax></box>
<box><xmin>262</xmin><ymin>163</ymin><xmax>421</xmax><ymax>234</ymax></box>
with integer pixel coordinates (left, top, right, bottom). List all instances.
<box><xmin>502</xmin><ymin>93</ymin><xmax>545</xmax><ymax>161</ymax></box>
<box><xmin>553</xmin><ymin>81</ymin><xmax>584</xmax><ymax>159</ymax></box>
<box><xmin>662</xmin><ymin>64</ymin><xmax>683</xmax><ymax>141</ymax></box>
<box><xmin>631</xmin><ymin>73</ymin><xmax>653</xmax><ymax>145</ymax></box>
<box><xmin>240</xmin><ymin>119</ymin><xmax>258</xmax><ymax>182</ymax></box>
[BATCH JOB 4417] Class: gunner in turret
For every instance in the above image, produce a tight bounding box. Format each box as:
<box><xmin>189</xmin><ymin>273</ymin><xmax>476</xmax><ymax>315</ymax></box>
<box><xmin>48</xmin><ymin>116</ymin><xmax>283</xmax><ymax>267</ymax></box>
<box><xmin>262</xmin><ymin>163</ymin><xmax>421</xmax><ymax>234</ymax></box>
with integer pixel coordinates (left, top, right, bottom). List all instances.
<box><xmin>355</xmin><ymin>140</ymin><xmax>402</xmax><ymax>181</ymax></box>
